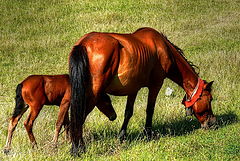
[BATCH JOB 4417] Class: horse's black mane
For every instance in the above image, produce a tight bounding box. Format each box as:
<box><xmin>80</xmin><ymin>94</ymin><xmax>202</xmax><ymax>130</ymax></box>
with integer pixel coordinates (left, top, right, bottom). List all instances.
<box><xmin>162</xmin><ymin>34</ymin><xmax>199</xmax><ymax>75</ymax></box>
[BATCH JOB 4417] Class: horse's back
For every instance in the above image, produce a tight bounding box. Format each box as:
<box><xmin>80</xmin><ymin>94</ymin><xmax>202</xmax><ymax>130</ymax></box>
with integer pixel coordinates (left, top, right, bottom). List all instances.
<box><xmin>106</xmin><ymin>28</ymin><xmax>167</xmax><ymax>95</ymax></box>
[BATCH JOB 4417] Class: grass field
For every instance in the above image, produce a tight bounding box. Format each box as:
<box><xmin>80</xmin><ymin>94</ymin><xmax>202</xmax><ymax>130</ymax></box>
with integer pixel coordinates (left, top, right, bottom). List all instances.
<box><xmin>0</xmin><ymin>0</ymin><xmax>239</xmax><ymax>160</ymax></box>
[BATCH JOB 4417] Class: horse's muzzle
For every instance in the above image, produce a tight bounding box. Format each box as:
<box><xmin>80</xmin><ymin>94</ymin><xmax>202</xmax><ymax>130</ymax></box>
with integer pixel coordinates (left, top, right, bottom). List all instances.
<box><xmin>109</xmin><ymin>112</ymin><xmax>117</xmax><ymax>121</ymax></box>
<box><xmin>185</xmin><ymin>107</ymin><xmax>193</xmax><ymax>116</ymax></box>
<box><xmin>201</xmin><ymin>115</ymin><xmax>217</xmax><ymax>130</ymax></box>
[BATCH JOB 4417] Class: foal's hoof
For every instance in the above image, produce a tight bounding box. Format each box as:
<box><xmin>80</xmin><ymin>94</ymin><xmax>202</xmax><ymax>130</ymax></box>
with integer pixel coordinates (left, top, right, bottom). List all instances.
<box><xmin>51</xmin><ymin>143</ymin><xmax>58</xmax><ymax>149</ymax></box>
<box><xmin>118</xmin><ymin>130</ymin><xmax>126</xmax><ymax>143</ymax></box>
<box><xmin>66</xmin><ymin>137</ymin><xmax>71</xmax><ymax>143</ymax></box>
<box><xmin>3</xmin><ymin>148</ymin><xmax>11</xmax><ymax>155</ymax></box>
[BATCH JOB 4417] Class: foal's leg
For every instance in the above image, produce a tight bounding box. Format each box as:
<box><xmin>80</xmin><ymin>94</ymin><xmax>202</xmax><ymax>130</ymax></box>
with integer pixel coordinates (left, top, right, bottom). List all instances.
<box><xmin>96</xmin><ymin>93</ymin><xmax>117</xmax><ymax>121</ymax></box>
<box><xmin>52</xmin><ymin>99</ymin><xmax>70</xmax><ymax>146</ymax></box>
<box><xmin>119</xmin><ymin>93</ymin><xmax>137</xmax><ymax>142</ymax></box>
<box><xmin>144</xmin><ymin>85</ymin><xmax>162</xmax><ymax>139</ymax></box>
<box><xmin>63</xmin><ymin>111</ymin><xmax>70</xmax><ymax>141</ymax></box>
<box><xmin>4</xmin><ymin>106</ymin><xmax>28</xmax><ymax>154</ymax></box>
<box><xmin>24</xmin><ymin>104</ymin><xmax>43</xmax><ymax>148</ymax></box>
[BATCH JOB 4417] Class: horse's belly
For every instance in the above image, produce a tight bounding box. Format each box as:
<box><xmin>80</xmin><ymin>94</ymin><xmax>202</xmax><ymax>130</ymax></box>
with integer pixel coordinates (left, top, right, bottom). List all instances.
<box><xmin>105</xmin><ymin>73</ymin><xmax>145</xmax><ymax>96</ymax></box>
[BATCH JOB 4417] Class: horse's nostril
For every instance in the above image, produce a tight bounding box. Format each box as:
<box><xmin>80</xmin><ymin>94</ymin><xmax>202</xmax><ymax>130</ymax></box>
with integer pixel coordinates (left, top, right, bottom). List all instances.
<box><xmin>109</xmin><ymin>113</ymin><xmax>117</xmax><ymax>121</ymax></box>
<box><xmin>185</xmin><ymin>108</ymin><xmax>193</xmax><ymax>116</ymax></box>
<box><xmin>202</xmin><ymin>116</ymin><xmax>217</xmax><ymax>130</ymax></box>
<box><xmin>208</xmin><ymin>121</ymin><xmax>214</xmax><ymax>127</ymax></box>
<box><xmin>209</xmin><ymin>116</ymin><xmax>216</xmax><ymax>124</ymax></box>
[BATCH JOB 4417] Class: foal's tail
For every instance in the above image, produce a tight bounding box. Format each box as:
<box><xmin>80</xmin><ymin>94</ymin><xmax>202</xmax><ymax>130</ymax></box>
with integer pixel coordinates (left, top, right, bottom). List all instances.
<box><xmin>69</xmin><ymin>45</ymin><xmax>89</xmax><ymax>152</ymax></box>
<box><xmin>12</xmin><ymin>84</ymin><xmax>27</xmax><ymax>118</ymax></box>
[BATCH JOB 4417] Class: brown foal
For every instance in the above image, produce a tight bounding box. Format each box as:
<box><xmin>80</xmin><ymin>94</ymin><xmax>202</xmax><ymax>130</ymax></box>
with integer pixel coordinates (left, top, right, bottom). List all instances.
<box><xmin>4</xmin><ymin>74</ymin><xmax>117</xmax><ymax>153</ymax></box>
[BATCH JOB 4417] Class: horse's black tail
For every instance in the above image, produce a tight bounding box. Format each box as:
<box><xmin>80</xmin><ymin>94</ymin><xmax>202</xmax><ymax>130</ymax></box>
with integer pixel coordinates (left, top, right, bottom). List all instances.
<box><xmin>69</xmin><ymin>45</ymin><xmax>89</xmax><ymax>154</ymax></box>
<box><xmin>12</xmin><ymin>84</ymin><xmax>26</xmax><ymax>118</ymax></box>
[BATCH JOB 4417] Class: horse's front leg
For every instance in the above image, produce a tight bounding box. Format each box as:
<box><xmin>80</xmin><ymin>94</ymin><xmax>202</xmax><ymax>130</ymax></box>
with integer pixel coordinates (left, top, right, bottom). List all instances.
<box><xmin>145</xmin><ymin>85</ymin><xmax>162</xmax><ymax>140</ymax></box>
<box><xmin>119</xmin><ymin>93</ymin><xmax>137</xmax><ymax>142</ymax></box>
<box><xmin>96</xmin><ymin>93</ymin><xmax>117</xmax><ymax>121</ymax></box>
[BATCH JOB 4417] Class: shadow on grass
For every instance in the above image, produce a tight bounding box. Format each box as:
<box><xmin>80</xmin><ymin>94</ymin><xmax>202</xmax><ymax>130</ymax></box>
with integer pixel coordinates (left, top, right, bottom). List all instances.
<box><xmin>86</xmin><ymin>111</ymin><xmax>238</xmax><ymax>143</ymax></box>
<box><xmin>216</xmin><ymin>111</ymin><xmax>239</xmax><ymax>128</ymax></box>
<box><xmin>82</xmin><ymin>112</ymin><xmax>238</xmax><ymax>156</ymax></box>
<box><xmin>129</xmin><ymin>111</ymin><xmax>238</xmax><ymax>141</ymax></box>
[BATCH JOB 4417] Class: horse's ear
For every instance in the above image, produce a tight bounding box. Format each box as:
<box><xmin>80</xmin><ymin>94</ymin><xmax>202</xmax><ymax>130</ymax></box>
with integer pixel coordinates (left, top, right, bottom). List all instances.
<box><xmin>206</xmin><ymin>81</ymin><xmax>214</xmax><ymax>91</ymax></box>
<box><xmin>182</xmin><ymin>95</ymin><xmax>186</xmax><ymax>105</ymax></box>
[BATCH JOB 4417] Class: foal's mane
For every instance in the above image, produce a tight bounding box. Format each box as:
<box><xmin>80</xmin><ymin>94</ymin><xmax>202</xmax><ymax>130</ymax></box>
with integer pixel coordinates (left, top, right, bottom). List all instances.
<box><xmin>162</xmin><ymin>34</ymin><xmax>199</xmax><ymax>75</ymax></box>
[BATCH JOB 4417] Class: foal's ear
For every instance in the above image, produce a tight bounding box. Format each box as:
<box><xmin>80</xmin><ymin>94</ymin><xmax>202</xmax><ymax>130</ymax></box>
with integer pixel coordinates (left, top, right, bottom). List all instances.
<box><xmin>206</xmin><ymin>81</ymin><xmax>214</xmax><ymax>91</ymax></box>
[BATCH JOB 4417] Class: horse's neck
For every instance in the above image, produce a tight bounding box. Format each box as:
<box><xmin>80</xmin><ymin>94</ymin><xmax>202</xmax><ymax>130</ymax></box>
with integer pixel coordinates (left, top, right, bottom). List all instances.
<box><xmin>166</xmin><ymin>45</ymin><xmax>199</xmax><ymax>97</ymax></box>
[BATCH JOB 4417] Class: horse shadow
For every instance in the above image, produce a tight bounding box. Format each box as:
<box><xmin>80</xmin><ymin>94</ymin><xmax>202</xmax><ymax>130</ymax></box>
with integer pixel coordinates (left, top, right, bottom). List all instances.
<box><xmin>127</xmin><ymin>111</ymin><xmax>239</xmax><ymax>141</ymax></box>
<box><xmin>87</xmin><ymin>111</ymin><xmax>238</xmax><ymax>143</ymax></box>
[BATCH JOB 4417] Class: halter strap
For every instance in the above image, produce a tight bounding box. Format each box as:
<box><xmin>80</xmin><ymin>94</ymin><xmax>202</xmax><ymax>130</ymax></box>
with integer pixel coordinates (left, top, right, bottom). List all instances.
<box><xmin>183</xmin><ymin>78</ymin><xmax>205</xmax><ymax>108</ymax></box>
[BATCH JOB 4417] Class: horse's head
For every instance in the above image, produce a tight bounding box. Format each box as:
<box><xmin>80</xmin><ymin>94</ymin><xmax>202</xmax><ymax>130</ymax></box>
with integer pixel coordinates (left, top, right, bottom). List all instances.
<box><xmin>183</xmin><ymin>80</ymin><xmax>216</xmax><ymax>129</ymax></box>
<box><xmin>192</xmin><ymin>81</ymin><xmax>216</xmax><ymax>129</ymax></box>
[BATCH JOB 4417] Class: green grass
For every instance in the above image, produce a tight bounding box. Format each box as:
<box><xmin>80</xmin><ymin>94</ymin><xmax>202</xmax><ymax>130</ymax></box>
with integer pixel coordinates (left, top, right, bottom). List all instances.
<box><xmin>0</xmin><ymin>0</ymin><xmax>239</xmax><ymax>160</ymax></box>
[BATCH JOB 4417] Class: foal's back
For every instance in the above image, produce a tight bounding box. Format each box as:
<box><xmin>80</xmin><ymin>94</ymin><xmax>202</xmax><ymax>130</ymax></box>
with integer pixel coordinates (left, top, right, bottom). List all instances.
<box><xmin>21</xmin><ymin>74</ymin><xmax>70</xmax><ymax>106</ymax></box>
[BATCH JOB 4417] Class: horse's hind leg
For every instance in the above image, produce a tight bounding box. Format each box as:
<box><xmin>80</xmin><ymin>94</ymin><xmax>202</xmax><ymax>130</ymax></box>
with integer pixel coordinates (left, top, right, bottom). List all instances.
<box><xmin>24</xmin><ymin>104</ymin><xmax>43</xmax><ymax>148</ymax></box>
<box><xmin>96</xmin><ymin>93</ymin><xmax>117</xmax><ymax>121</ymax></box>
<box><xmin>119</xmin><ymin>93</ymin><xmax>137</xmax><ymax>142</ymax></box>
<box><xmin>52</xmin><ymin>99</ymin><xmax>70</xmax><ymax>146</ymax></box>
<box><xmin>4</xmin><ymin>106</ymin><xmax>28</xmax><ymax>154</ymax></box>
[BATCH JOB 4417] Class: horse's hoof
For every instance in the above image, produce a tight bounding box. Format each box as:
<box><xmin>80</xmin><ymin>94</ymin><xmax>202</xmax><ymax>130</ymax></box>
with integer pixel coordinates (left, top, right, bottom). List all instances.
<box><xmin>118</xmin><ymin>130</ymin><xmax>126</xmax><ymax>143</ymax></box>
<box><xmin>70</xmin><ymin>149</ymin><xmax>80</xmax><ymax>157</ymax></box>
<box><xmin>70</xmin><ymin>144</ymin><xmax>85</xmax><ymax>157</ymax></box>
<box><xmin>144</xmin><ymin>128</ymin><xmax>152</xmax><ymax>140</ymax></box>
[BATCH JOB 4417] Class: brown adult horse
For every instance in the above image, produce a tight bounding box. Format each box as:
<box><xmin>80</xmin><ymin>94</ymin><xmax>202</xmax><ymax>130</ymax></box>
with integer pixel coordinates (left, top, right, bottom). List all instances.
<box><xmin>69</xmin><ymin>27</ymin><xmax>216</xmax><ymax>156</ymax></box>
<box><xmin>4</xmin><ymin>74</ymin><xmax>116</xmax><ymax>154</ymax></box>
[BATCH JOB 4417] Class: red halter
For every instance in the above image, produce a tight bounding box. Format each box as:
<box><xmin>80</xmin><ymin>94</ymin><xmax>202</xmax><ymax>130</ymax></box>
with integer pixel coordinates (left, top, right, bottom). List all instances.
<box><xmin>183</xmin><ymin>78</ymin><xmax>205</xmax><ymax>108</ymax></box>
